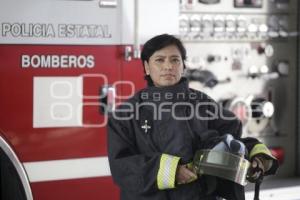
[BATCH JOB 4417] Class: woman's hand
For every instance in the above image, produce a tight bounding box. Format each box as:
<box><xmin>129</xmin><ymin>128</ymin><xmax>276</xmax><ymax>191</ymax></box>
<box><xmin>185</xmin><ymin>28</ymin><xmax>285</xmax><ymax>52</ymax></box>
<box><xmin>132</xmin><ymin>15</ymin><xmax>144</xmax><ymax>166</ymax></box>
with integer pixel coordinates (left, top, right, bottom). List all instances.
<box><xmin>247</xmin><ymin>156</ymin><xmax>273</xmax><ymax>182</ymax></box>
<box><xmin>249</xmin><ymin>157</ymin><xmax>265</xmax><ymax>181</ymax></box>
<box><xmin>176</xmin><ymin>164</ymin><xmax>198</xmax><ymax>185</ymax></box>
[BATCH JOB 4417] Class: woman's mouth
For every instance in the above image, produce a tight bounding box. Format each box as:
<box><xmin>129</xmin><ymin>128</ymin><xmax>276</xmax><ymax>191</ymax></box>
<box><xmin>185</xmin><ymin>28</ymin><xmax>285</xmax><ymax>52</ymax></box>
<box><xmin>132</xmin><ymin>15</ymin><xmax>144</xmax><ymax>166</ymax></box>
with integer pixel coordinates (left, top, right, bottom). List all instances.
<box><xmin>161</xmin><ymin>74</ymin><xmax>174</xmax><ymax>78</ymax></box>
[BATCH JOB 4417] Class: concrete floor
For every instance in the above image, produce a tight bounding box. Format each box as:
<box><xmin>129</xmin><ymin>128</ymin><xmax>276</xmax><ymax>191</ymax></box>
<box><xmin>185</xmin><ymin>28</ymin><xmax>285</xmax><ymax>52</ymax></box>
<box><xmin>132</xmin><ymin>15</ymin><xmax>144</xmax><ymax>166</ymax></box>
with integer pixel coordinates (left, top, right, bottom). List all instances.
<box><xmin>245</xmin><ymin>177</ymin><xmax>300</xmax><ymax>200</ymax></box>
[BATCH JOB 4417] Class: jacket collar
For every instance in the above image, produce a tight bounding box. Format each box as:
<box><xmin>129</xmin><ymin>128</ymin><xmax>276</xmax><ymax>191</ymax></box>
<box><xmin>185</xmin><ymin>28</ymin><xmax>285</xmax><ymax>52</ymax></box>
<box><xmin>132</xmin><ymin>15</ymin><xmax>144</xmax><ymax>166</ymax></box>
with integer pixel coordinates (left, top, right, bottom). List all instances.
<box><xmin>139</xmin><ymin>77</ymin><xmax>189</xmax><ymax>103</ymax></box>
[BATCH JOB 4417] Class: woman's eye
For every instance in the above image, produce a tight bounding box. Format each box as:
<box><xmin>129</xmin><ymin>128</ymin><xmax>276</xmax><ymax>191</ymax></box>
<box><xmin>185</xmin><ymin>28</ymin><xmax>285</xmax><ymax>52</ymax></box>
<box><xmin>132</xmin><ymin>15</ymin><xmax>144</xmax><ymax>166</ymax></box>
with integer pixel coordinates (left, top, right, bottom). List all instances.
<box><xmin>155</xmin><ymin>59</ymin><xmax>164</xmax><ymax>63</ymax></box>
<box><xmin>171</xmin><ymin>59</ymin><xmax>180</xmax><ymax>63</ymax></box>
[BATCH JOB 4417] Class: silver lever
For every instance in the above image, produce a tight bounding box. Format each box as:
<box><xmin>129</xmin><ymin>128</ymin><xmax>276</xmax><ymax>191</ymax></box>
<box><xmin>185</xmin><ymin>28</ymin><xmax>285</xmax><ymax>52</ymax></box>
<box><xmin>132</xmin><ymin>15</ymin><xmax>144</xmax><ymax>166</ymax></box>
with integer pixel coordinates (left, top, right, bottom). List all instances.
<box><xmin>99</xmin><ymin>85</ymin><xmax>116</xmax><ymax>113</ymax></box>
<box><xmin>99</xmin><ymin>0</ymin><xmax>117</xmax><ymax>8</ymax></box>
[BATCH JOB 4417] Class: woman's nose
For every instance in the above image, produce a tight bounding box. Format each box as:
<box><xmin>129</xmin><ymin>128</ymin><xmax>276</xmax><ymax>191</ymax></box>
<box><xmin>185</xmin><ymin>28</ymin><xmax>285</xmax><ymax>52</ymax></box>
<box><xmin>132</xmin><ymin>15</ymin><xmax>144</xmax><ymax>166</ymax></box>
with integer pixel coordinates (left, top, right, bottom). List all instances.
<box><xmin>163</xmin><ymin>60</ymin><xmax>173</xmax><ymax>70</ymax></box>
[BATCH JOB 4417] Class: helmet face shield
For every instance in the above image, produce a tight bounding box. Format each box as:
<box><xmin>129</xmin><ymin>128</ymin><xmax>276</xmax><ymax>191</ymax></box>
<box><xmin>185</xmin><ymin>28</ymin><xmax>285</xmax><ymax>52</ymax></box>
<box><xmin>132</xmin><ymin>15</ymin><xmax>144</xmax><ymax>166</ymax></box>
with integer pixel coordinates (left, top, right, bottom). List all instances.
<box><xmin>193</xmin><ymin>150</ymin><xmax>250</xmax><ymax>186</ymax></box>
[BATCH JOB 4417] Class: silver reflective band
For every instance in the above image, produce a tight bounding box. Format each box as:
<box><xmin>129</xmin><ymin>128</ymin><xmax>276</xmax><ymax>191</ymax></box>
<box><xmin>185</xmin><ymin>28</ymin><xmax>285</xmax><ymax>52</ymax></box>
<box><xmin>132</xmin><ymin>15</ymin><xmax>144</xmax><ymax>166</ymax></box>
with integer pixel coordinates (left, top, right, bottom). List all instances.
<box><xmin>193</xmin><ymin>150</ymin><xmax>250</xmax><ymax>186</ymax></box>
<box><xmin>161</xmin><ymin>157</ymin><xmax>173</xmax><ymax>188</ymax></box>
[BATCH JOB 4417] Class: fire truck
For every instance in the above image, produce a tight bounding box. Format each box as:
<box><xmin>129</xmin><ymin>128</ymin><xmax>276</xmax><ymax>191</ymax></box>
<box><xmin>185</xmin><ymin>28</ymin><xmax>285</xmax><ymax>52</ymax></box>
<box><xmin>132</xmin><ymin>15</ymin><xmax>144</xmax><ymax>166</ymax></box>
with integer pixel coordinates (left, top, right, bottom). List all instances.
<box><xmin>1</xmin><ymin>0</ymin><xmax>300</xmax><ymax>200</ymax></box>
<box><xmin>0</xmin><ymin>0</ymin><xmax>179</xmax><ymax>199</ymax></box>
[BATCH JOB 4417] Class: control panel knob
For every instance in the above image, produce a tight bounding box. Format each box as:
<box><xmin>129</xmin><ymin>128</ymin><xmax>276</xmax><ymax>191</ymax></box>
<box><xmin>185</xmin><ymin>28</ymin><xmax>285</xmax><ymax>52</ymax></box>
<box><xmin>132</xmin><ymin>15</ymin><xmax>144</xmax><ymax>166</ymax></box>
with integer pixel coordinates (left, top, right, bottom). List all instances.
<box><xmin>206</xmin><ymin>54</ymin><xmax>221</xmax><ymax>63</ymax></box>
<box><xmin>256</xmin><ymin>43</ymin><xmax>274</xmax><ymax>57</ymax></box>
<box><xmin>257</xmin><ymin>45</ymin><xmax>265</xmax><ymax>55</ymax></box>
<box><xmin>214</xmin><ymin>15</ymin><xmax>225</xmax><ymax>33</ymax></box>
<box><xmin>276</xmin><ymin>60</ymin><xmax>289</xmax><ymax>76</ymax></box>
<box><xmin>251</xmin><ymin>98</ymin><xmax>274</xmax><ymax>118</ymax></box>
<box><xmin>268</xmin><ymin>15</ymin><xmax>280</xmax><ymax>38</ymax></box>
<box><xmin>237</xmin><ymin>16</ymin><xmax>247</xmax><ymax>33</ymax></box>
<box><xmin>248</xmin><ymin>65</ymin><xmax>259</xmax><ymax>78</ymax></box>
<box><xmin>226</xmin><ymin>15</ymin><xmax>236</xmax><ymax>32</ymax></box>
<box><xmin>179</xmin><ymin>15</ymin><xmax>190</xmax><ymax>36</ymax></box>
<box><xmin>207</xmin><ymin>55</ymin><xmax>216</xmax><ymax>63</ymax></box>
<box><xmin>190</xmin><ymin>15</ymin><xmax>201</xmax><ymax>37</ymax></box>
<box><xmin>220</xmin><ymin>98</ymin><xmax>251</xmax><ymax>125</ymax></box>
<box><xmin>201</xmin><ymin>15</ymin><xmax>214</xmax><ymax>36</ymax></box>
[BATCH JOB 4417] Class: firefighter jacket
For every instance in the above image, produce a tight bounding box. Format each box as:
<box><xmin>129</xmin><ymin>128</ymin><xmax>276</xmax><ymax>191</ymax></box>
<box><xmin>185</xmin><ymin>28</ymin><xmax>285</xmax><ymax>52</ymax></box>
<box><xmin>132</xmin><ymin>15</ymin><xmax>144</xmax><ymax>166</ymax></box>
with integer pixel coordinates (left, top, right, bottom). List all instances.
<box><xmin>107</xmin><ymin>78</ymin><xmax>278</xmax><ymax>200</ymax></box>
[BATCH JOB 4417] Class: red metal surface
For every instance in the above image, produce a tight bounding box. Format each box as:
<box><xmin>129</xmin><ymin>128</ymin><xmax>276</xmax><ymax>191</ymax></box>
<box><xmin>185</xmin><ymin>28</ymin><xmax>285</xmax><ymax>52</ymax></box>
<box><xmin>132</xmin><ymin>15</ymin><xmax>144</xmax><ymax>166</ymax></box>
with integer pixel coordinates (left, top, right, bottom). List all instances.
<box><xmin>31</xmin><ymin>177</ymin><xmax>119</xmax><ymax>200</ymax></box>
<box><xmin>0</xmin><ymin>44</ymin><xmax>145</xmax><ymax>162</ymax></box>
<box><xmin>270</xmin><ymin>147</ymin><xmax>285</xmax><ymax>165</ymax></box>
<box><xmin>0</xmin><ymin>44</ymin><xmax>146</xmax><ymax>199</ymax></box>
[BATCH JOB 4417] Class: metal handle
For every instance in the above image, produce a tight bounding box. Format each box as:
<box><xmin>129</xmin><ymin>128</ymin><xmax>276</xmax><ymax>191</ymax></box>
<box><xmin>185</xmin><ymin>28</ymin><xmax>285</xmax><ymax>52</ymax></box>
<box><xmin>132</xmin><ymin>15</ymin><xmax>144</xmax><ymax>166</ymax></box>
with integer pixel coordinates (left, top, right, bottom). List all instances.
<box><xmin>99</xmin><ymin>0</ymin><xmax>117</xmax><ymax>8</ymax></box>
<box><xmin>125</xmin><ymin>46</ymin><xmax>132</xmax><ymax>61</ymax></box>
<box><xmin>99</xmin><ymin>85</ymin><xmax>116</xmax><ymax>114</ymax></box>
<box><xmin>133</xmin><ymin>0</ymin><xmax>141</xmax><ymax>59</ymax></box>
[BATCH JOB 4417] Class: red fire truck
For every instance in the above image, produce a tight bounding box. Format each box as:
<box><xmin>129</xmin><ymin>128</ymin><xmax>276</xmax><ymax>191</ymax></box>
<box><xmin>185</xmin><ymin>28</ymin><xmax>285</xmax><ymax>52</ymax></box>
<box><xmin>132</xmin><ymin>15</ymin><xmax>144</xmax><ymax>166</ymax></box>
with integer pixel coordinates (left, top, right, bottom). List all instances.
<box><xmin>0</xmin><ymin>0</ymin><xmax>179</xmax><ymax>199</ymax></box>
<box><xmin>2</xmin><ymin>0</ymin><xmax>300</xmax><ymax>199</ymax></box>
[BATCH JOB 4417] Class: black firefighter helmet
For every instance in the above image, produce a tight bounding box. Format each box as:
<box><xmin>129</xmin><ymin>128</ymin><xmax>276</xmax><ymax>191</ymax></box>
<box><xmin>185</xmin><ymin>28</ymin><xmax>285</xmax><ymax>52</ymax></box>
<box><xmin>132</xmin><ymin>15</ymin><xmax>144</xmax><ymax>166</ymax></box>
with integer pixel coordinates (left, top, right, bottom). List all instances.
<box><xmin>193</xmin><ymin>134</ymin><xmax>250</xmax><ymax>200</ymax></box>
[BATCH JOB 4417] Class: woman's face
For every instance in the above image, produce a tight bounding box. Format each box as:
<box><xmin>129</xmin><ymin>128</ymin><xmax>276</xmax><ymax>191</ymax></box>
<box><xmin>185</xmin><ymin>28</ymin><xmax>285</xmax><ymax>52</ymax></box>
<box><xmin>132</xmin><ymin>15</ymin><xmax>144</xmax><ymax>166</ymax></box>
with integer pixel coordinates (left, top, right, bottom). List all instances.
<box><xmin>144</xmin><ymin>45</ymin><xmax>184</xmax><ymax>87</ymax></box>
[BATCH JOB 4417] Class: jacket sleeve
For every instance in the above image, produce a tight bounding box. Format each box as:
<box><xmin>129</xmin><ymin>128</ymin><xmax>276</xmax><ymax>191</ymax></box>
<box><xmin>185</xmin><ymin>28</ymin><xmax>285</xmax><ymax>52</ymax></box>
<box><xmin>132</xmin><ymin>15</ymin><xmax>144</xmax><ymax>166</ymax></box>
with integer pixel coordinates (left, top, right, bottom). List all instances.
<box><xmin>240</xmin><ymin>137</ymin><xmax>279</xmax><ymax>175</ymax></box>
<box><xmin>107</xmin><ymin>112</ymin><xmax>180</xmax><ymax>194</ymax></box>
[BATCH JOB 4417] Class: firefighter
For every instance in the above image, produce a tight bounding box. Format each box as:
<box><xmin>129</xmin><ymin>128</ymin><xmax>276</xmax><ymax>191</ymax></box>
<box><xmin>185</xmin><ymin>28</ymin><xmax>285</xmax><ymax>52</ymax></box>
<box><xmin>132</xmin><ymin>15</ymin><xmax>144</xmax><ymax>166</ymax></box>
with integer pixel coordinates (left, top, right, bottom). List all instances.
<box><xmin>107</xmin><ymin>34</ymin><xmax>278</xmax><ymax>200</ymax></box>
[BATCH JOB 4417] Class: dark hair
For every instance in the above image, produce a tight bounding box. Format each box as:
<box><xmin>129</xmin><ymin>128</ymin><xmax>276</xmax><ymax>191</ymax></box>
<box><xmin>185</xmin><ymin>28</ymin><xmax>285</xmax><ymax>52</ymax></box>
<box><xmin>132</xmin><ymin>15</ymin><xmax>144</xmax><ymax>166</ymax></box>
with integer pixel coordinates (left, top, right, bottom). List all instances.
<box><xmin>141</xmin><ymin>34</ymin><xmax>187</xmax><ymax>86</ymax></box>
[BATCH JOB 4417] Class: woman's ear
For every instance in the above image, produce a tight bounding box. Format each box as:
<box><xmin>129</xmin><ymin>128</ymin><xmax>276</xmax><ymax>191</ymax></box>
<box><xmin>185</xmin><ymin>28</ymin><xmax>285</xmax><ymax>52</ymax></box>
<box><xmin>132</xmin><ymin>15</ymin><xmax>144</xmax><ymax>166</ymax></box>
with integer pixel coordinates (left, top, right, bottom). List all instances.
<box><xmin>144</xmin><ymin>61</ymin><xmax>150</xmax><ymax>75</ymax></box>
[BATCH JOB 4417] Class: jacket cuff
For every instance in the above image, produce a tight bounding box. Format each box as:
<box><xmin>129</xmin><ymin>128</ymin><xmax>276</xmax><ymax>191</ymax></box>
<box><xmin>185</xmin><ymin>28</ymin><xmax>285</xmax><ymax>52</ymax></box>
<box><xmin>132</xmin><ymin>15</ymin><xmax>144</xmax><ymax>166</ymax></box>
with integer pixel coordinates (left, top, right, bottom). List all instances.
<box><xmin>249</xmin><ymin>143</ymin><xmax>276</xmax><ymax>160</ymax></box>
<box><xmin>157</xmin><ymin>154</ymin><xmax>180</xmax><ymax>190</ymax></box>
<box><xmin>249</xmin><ymin>144</ymin><xmax>279</xmax><ymax>175</ymax></box>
